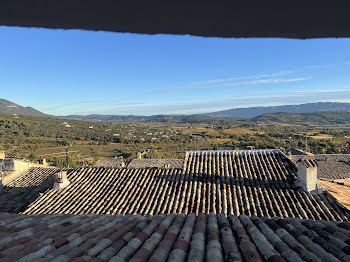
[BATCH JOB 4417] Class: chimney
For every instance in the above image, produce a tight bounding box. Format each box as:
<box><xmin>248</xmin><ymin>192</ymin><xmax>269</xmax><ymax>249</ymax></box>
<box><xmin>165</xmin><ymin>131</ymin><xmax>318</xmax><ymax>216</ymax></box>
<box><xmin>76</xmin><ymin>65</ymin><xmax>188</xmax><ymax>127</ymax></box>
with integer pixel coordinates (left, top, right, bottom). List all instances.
<box><xmin>297</xmin><ymin>157</ymin><xmax>318</xmax><ymax>193</ymax></box>
<box><xmin>137</xmin><ymin>152</ymin><xmax>142</xmax><ymax>160</ymax></box>
<box><xmin>52</xmin><ymin>171</ymin><xmax>70</xmax><ymax>192</ymax></box>
<box><xmin>39</xmin><ymin>158</ymin><xmax>47</xmax><ymax>166</ymax></box>
<box><xmin>120</xmin><ymin>157</ymin><xmax>126</xmax><ymax>167</ymax></box>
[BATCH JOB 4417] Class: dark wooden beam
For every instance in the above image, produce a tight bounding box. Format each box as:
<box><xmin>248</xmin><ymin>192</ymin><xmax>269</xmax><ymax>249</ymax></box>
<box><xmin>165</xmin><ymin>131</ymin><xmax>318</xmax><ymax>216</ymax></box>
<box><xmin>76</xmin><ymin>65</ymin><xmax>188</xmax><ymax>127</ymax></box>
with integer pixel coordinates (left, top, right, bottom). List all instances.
<box><xmin>1</xmin><ymin>1</ymin><xmax>350</xmax><ymax>38</ymax></box>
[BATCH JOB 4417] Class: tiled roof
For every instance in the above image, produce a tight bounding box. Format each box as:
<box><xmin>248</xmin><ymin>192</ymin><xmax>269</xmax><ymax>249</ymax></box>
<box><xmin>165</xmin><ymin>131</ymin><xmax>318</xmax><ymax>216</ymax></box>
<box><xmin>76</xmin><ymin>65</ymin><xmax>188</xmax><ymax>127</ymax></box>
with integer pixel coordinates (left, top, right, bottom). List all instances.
<box><xmin>319</xmin><ymin>180</ymin><xmax>350</xmax><ymax>210</ymax></box>
<box><xmin>0</xmin><ymin>167</ymin><xmax>59</xmax><ymax>213</ymax></box>
<box><xmin>315</xmin><ymin>154</ymin><xmax>350</xmax><ymax>180</ymax></box>
<box><xmin>23</xmin><ymin>168</ymin><xmax>184</xmax><ymax>216</ymax></box>
<box><xmin>0</xmin><ymin>212</ymin><xmax>349</xmax><ymax>262</ymax></box>
<box><xmin>286</xmin><ymin>148</ymin><xmax>308</xmax><ymax>156</ymax></box>
<box><xmin>298</xmin><ymin>158</ymin><xmax>318</xmax><ymax>168</ymax></box>
<box><xmin>127</xmin><ymin>159</ymin><xmax>184</xmax><ymax>169</ymax></box>
<box><xmin>0</xmin><ymin>170</ymin><xmax>13</xmax><ymax>179</ymax></box>
<box><xmin>22</xmin><ymin>150</ymin><xmax>350</xmax><ymax>220</ymax></box>
<box><xmin>181</xmin><ymin>150</ymin><xmax>349</xmax><ymax>220</ymax></box>
<box><xmin>93</xmin><ymin>159</ymin><xmax>126</xmax><ymax>168</ymax></box>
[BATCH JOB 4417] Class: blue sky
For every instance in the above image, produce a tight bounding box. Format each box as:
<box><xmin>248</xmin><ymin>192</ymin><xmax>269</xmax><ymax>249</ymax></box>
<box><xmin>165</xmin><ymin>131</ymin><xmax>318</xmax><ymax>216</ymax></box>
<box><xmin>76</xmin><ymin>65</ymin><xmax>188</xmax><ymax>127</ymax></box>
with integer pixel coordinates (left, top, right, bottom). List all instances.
<box><xmin>1</xmin><ymin>26</ymin><xmax>350</xmax><ymax>115</ymax></box>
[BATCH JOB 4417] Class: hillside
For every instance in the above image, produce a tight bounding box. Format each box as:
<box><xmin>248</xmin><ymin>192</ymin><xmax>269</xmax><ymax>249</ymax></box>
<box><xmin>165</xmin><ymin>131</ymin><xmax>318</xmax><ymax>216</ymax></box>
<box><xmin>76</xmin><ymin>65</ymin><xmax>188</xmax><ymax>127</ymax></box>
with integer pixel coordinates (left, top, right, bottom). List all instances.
<box><xmin>62</xmin><ymin>114</ymin><xmax>238</xmax><ymax>124</ymax></box>
<box><xmin>3</xmin><ymin>97</ymin><xmax>350</xmax><ymax>123</ymax></box>
<box><xmin>0</xmin><ymin>99</ymin><xmax>46</xmax><ymax>117</ymax></box>
<box><xmin>206</xmin><ymin>102</ymin><xmax>350</xmax><ymax>117</ymax></box>
<box><xmin>253</xmin><ymin>111</ymin><xmax>350</xmax><ymax>125</ymax></box>
<box><xmin>2</xmin><ymin>111</ymin><xmax>350</xmax><ymax>162</ymax></box>
<box><xmin>63</xmin><ymin>114</ymin><xmax>149</xmax><ymax>122</ymax></box>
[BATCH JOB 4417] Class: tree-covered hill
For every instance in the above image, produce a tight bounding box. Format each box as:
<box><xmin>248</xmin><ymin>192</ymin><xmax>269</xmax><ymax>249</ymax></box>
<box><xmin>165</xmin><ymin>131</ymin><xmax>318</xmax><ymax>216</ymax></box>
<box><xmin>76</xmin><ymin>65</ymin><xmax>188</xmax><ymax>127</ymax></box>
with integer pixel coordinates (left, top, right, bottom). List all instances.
<box><xmin>253</xmin><ymin>111</ymin><xmax>350</xmax><ymax>125</ymax></box>
<box><xmin>0</xmin><ymin>99</ymin><xmax>46</xmax><ymax>117</ymax></box>
<box><xmin>206</xmin><ymin>102</ymin><xmax>350</xmax><ymax>118</ymax></box>
<box><xmin>1</xmin><ymin>111</ymin><xmax>350</xmax><ymax>162</ymax></box>
<box><xmin>62</xmin><ymin>114</ymin><xmax>240</xmax><ymax>124</ymax></box>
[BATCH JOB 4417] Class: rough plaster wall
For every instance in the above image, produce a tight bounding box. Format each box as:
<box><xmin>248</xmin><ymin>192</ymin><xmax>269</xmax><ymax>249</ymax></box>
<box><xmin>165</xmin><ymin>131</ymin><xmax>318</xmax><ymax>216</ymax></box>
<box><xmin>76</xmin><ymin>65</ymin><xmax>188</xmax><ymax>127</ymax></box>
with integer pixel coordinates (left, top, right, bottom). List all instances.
<box><xmin>1</xmin><ymin>1</ymin><xmax>350</xmax><ymax>38</ymax></box>
<box><xmin>298</xmin><ymin>164</ymin><xmax>317</xmax><ymax>193</ymax></box>
<box><xmin>1</xmin><ymin>159</ymin><xmax>16</xmax><ymax>171</ymax></box>
<box><xmin>0</xmin><ymin>159</ymin><xmax>30</xmax><ymax>171</ymax></box>
<box><xmin>13</xmin><ymin>160</ymin><xmax>31</xmax><ymax>173</ymax></box>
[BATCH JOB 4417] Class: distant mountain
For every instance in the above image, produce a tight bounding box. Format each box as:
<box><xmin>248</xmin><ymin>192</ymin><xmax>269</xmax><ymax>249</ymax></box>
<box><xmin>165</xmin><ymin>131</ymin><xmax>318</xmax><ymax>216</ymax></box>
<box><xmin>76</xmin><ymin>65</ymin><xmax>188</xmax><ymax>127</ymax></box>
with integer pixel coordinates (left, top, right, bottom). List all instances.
<box><xmin>62</xmin><ymin>114</ymin><xmax>235</xmax><ymax>123</ymax></box>
<box><xmin>63</xmin><ymin>114</ymin><xmax>149</xmax><ymax>122</ymax></box>
<box><xmin>3</xmin><ymin>98</ymin><xmax>350</xmax><ymax>122</ymax></box>
<box><xmin>0</xmin><ymin>99</ymin><xmax>47</xmax><ymax>117</ymax></box>
<box><xmin>253</xmin><ymin>111</ymin><xmax>350</xmax><ymax>125</ymax></box>
<box><xmin>206</xmin><ymin>102</ymin><xmax>350</xmax><ymax>118</ymax></box>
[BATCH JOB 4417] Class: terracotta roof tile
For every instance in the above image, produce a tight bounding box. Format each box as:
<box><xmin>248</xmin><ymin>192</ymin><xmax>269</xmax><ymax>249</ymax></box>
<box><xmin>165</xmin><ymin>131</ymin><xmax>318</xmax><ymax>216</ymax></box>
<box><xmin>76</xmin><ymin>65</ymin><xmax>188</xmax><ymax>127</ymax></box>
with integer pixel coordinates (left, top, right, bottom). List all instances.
<box><xmin>219</xmin><ymin>214</ymin><xmax>244</xmax><ymax>262</ymax></box>
<box><xmin>127</xmin><ymin>159</ymin><xmax>184</xmax><ymax>169</ymax></box>
<box><xmin>291</xmin><ymin>154</ymin><xmax>350</xmax><ymax>180</ymax></box>
<box><xmin>263</xmin><ymin>217</ymin><xmax>320</xmax><ymax>262</ymax></box>
<box><xmin>0</xmin><ymin>170</ymin><xmax>14</xmax><ymax>179</ymax></box>
<box><xmin>315</xmin><ymin>154</ymin><xmax>350</xmax><ymax>180</ymax></box>
<box><xmin>0</xmin><ymin>167</ymin><xmax>60</xmax><ymax>213</ymax></box>
<box><xmin>251</xmin><ymin>216</ymin><xmax>304</xmax><ymax>262</ymax></box>
<box><xmin>319</xmin><ymin>180</ymin><xmax>350</xmax><ymax>210</ymax></box>
<box><xmin>93</xmin><ymin>159</ymin><xmax>126</xmax><ymax>168</ymax></box>
<box><xmin>17</xmin><ymin>150</ymin><xmax>349</xmax><ymax>221</ymax></box>
<box><xmin>0</xmin><ymin>213</ymin><xmax>349</xmax><ymax>261</ymax></box>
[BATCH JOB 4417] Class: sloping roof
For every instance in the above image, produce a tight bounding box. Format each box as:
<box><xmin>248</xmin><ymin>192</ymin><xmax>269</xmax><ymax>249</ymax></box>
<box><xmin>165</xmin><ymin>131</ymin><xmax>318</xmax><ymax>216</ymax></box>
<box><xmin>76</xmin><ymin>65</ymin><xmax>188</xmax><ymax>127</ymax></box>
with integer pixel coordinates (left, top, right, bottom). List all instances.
<box><xmin>1</xmin><ymin>2</ymin><xmax>350</xmax><ymax>38</ymax></box>
<box><xmin>0</xmin><ymin>170</ymin><xmax>13</xmax><ymax>179</ymax></box>
<box><xmin>286</xmin><ymin>148</ymin><xmax>308</xmax><ymax>156</ymax></box>
<box><xmin>181</xmin><ymin>150</ymin><xmax>349</xmax><ymax>220</ymax></box>
<box><xmin>93</xmin><ymin>159</ymin><xmax>126</xmax><ymax>168</ymax></box>
<box><xmin>319</xmin><ymin>180</ymin><xmax>350</xmax><ymax>210</ymax></box>
<box><xmin>315</xmin><ymin>154</ymin><xmax>350</xmax><ymax>180</ymax></box>
<box><xmin>22</xmin><ymin>150</ymin><xmax>350</xmax><ymax>220</ymax></box>
<box><xmin>298</xmin><ymin>158</ymin><xmax>318</xmax><ymax>168</ymax></box>
<box><xmin>127</xmin><ymin>159</ymin><xmax>184</xmax><ymax>169</ymax></box>
<box><xmin>0</xmin><ymin>167</ymin><xmax>60</xmax><ymax>213</ymax></box>
<box><xmin>0</xmin><ymin>212</ymin><xmax>349</xmax><ymax>262</ymax></box>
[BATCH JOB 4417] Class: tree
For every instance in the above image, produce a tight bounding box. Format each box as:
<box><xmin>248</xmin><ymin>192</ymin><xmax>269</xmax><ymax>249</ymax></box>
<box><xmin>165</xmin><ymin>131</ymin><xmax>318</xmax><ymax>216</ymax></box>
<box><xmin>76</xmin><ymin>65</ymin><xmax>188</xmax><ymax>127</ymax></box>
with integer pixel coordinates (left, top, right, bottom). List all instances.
<box><xmin>28</xmin><ymin>153</ymin><xmax>37</xmax><ymax>161</ymax></box>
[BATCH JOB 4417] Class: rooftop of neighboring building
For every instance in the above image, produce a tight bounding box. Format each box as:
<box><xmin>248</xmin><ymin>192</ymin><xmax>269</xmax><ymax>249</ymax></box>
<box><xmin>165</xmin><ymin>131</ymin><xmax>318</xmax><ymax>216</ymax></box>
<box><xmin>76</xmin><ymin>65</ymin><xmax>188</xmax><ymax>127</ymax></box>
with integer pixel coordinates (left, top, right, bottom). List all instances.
<box><xmin>315</xmin><ymin>154</ymin><xmax>350</xmax><ymax>180</ymax></box>
<box><xmin>319</xmin><ymin>179</ymin><xmax>350</xmax><ymax>210</ymax></box>
<box><xmin>0</xmin><ymin>167</ymin><xmax>61</xmax><ymax>213</ymax></box>
<box><xmin>287</xmin><ymin>149</ymin><xmax>350</xmax><ymax>180</ymax></box>
<box><xmin>20</xmin><ymin>150</ymin><xmax>350</xmax><ymax>221</ymax></box>
<box><xmin>127</xmin><ymin>159</ymin><xmax>184</xmax><ymax>169</ymax></box>
<box><xmin>93</xmin><ymin>158</ymin><xmax>127</xmax><ymax>168</ymax></box>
